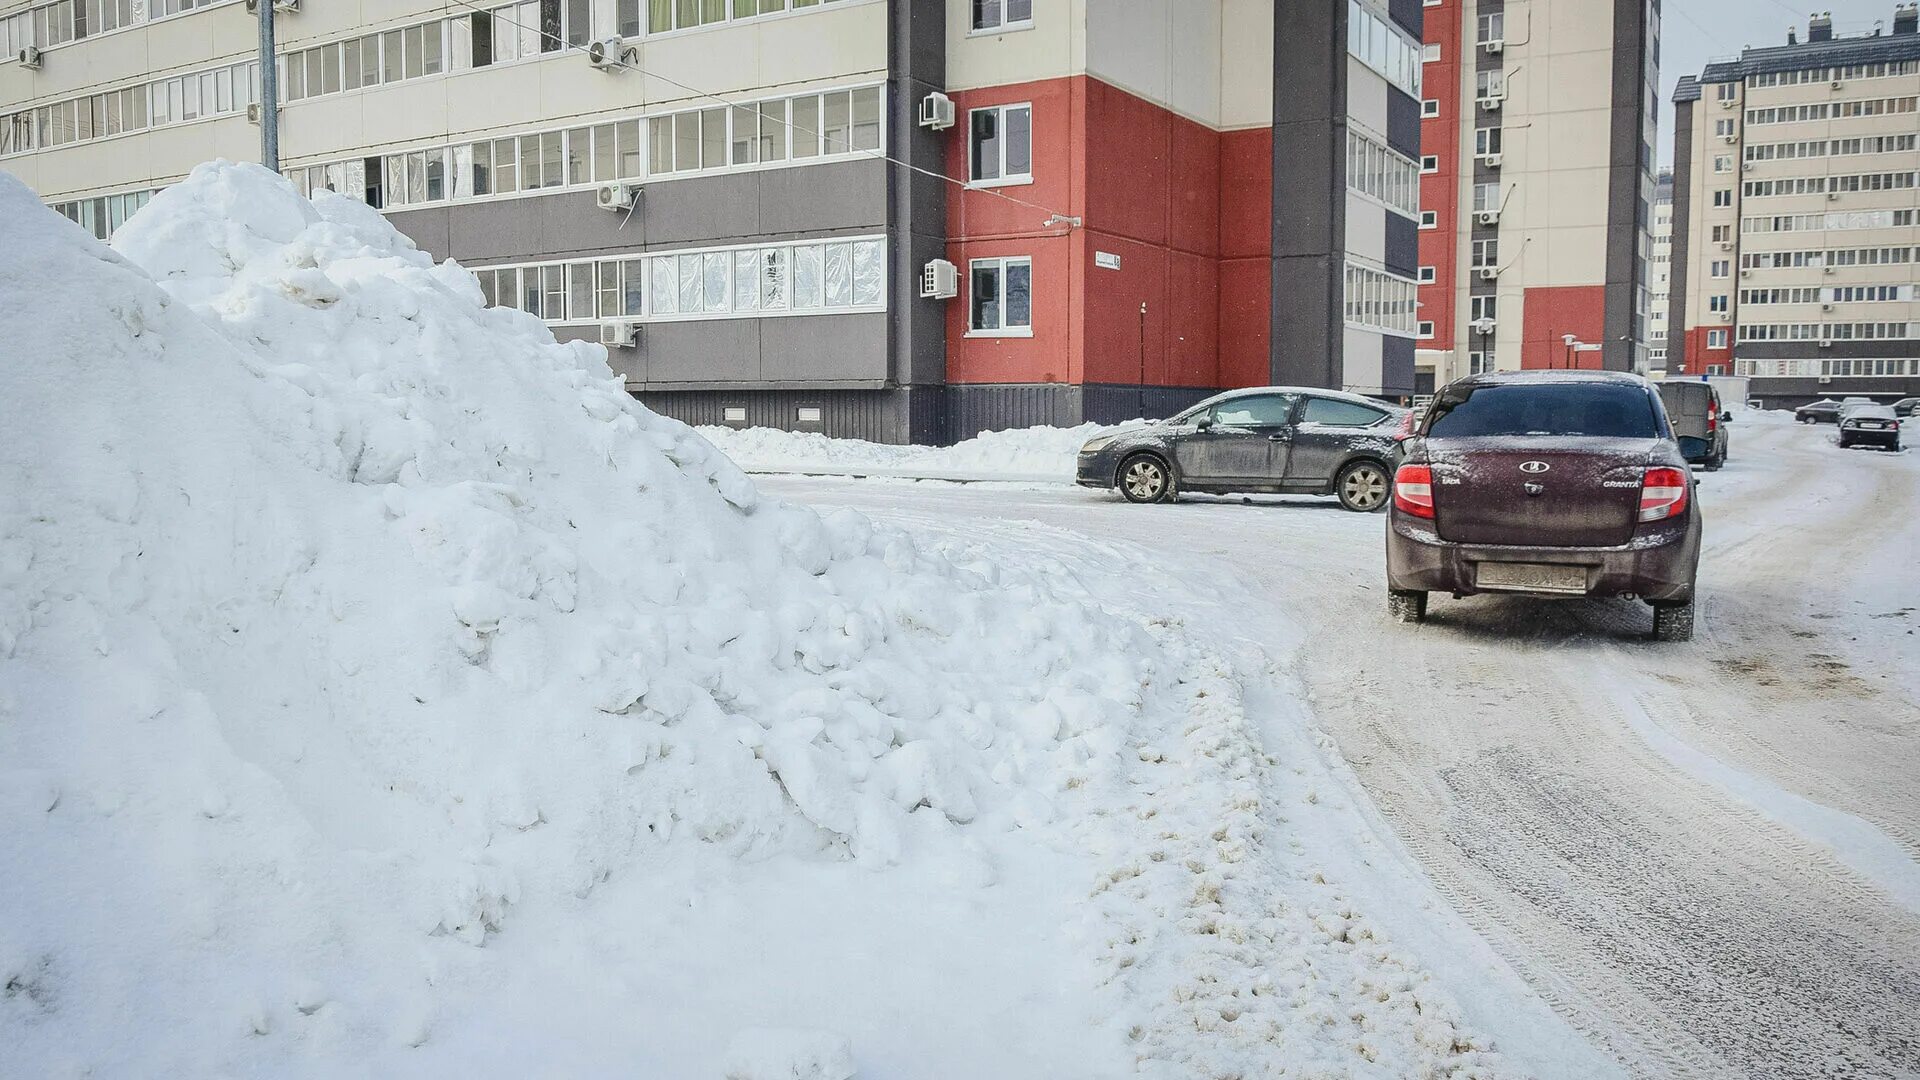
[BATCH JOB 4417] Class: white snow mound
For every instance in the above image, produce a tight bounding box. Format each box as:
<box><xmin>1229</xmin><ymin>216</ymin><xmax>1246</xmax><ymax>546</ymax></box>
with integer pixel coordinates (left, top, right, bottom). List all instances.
<box><xmin>0</xmin><ymin>162</ymin><xmax>1160</xmax><ymax>1070</ymax></box>
<box><xmin>697</xmin><ymin>420</ymin><xmax>1125</xmax><ymax>481</ymax></box>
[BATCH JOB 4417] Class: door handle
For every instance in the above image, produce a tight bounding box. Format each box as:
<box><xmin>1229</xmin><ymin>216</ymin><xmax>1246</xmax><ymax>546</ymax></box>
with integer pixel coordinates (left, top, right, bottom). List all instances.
<box><xmin>1267</xmin><ymin>433</ymin><xmax>1290</xmax><ymax>442</ymax></box>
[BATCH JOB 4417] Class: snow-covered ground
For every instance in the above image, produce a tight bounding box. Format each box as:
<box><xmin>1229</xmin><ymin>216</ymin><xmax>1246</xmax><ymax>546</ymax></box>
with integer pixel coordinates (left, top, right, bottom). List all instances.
<box><xmin>1</xmin><ymin>163</ymin><xmax>1573</xmax><ymax>1078</ymax></box>
<box><xmin>754</xmin><ymin>410</ymin><xmax>1920</xmax><ymax>1078</ymax></box>
<box><xmin>697</xmin><ymin>421</ymin><xmax>1125</xmax><ymax>483</ymax></box>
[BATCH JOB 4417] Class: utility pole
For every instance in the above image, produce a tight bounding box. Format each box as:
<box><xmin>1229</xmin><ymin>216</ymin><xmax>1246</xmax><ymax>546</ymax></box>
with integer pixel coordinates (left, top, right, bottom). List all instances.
<box><xmin>256</xmin><ymin>0</ymin><xmax>278</xmax><ymax>171</ymax></box>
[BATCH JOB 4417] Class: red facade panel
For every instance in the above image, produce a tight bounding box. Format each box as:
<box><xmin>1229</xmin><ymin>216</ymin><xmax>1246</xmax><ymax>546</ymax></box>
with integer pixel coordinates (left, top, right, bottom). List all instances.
<box><xmin>1520</xmin><ymin>285</ymin><xmax>1608</xmax><ymax>370</ymax></box>
<box><xmin>1418</xmin><ymin>0</ymin><xmax>1462</xmax><ymax>351</ymax></box>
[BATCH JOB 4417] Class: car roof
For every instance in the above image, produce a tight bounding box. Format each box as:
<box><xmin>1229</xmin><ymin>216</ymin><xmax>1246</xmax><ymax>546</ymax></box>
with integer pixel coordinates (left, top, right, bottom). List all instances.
<box><xmin>1850</xmin><ymin>403</ymin><xmax>1896</xmax><ymax>415</ymax></box>
<box><xmin>1200</xmin><ymin>386</ymin><xmax>1397</xmax><ymax>409</ymax></box>
<box><xmin>1446</xmin><ymin>369</ymin><xmax>1651</xmax><ymax>391</ymax></box>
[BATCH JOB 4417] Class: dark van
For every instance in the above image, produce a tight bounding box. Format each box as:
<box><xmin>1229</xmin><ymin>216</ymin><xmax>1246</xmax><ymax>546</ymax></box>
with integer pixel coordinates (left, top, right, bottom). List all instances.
<box><xmin>1656</xmin><ymin>380</ymin><xmax>1730</xmax><ymax>471</ymax></box>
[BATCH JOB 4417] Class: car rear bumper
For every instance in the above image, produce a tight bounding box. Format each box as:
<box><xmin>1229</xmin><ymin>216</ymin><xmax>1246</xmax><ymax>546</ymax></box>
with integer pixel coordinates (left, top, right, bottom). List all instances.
<box><xmin>1840</xmin><ymin>428</ymin><xmax>1901</xmax><ymax>447</ymax></box>
<box><xmin>1386</xmin><ymin>512</ymin><xmax>1700</xmax><ymax>602</ymax></box>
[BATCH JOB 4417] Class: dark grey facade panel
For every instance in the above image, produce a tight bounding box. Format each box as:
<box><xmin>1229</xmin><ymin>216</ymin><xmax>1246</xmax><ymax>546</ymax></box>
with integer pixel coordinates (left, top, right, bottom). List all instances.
<box><xmin>1667</xmin><ymin>101</ymin><xmax>1695</xmax><ymax>369</ymax></box>
<box><xmin>1698</xmin><ymin>32</ymin><xmax>1920</xmax><ymax>83</ymax></box>
<box><xmin>1742</xmin><ymin>378</ymin><xmax>1920</xmax><ymax>408</ymax></box>
<box><xmin>384</xmin><ymin>158</ymin><xmax>887</xmax><ymax>266</ymax></box>
<box><xmin>1737</xmin><ymin>340</ymin><xmax>1920</xmax><ymax>360</ymax></box>
<box><xmin>946</xmin><ymin>382</ymin><xmax>1215</xmax><ymax>437</ymax></box>
<box><xmin>887</xmin><ymin>0</ymin><xmax>949</xmax><ymax>403</ymax></box>
<box><xmin>602</xmin><ymin>312</ymin><xmax>890</xmax><ymax>387</ymax></box>
<box><xmin>636</xmin><ymin>385</ymin><xmax>938</xmax><ymax>443</ymax></box>
<box><xmin>1384</xmin><ymin>213</ymin><xmax>1417</xmax><ymax>277</ymax></box>
<box><xmin>1386</xmin><ymin>88</ymin><xmax>1421</xmax><ymax>159</ymax></box>
<box><xmin>1387</xmin><ymin>0</ymin><xmax>1423</xmax><ymax>38</ymax></box>
<box><xmin>1602</xmin><ymin>0</ymin><xmax>1654</xmax><ymax>372</ymax></box>
<box><xmin>1273</xmin><ymin>0</ymin><xmax>1346</xmax><ymax>389</ymax></box>
<box><xmin>1381</xmin><ymin>334</ymin><xmax>1415</xmax><ymax>398</ymax></box>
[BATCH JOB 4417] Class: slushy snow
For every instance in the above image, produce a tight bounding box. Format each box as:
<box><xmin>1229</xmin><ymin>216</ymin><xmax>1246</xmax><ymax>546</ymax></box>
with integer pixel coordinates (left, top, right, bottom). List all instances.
<box><xmin>1</xmin><ymin>162</ymin><xmax>1514</xmax><ymax>1077</ymax></box>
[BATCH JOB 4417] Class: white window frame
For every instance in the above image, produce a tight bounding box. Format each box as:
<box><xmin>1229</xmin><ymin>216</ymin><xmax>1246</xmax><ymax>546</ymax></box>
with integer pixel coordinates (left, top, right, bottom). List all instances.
<box><xmin>1421</xmin><ymin>98</ymin><xmax>1439</xmax><ymax>118</ymax></box>
<box><xmin>1417</xmin><ymin>265</ymin><xmax>1436</xmax><ymax>283</ymax></box>
<box><xmin>968</xmin><ymin>102</ymin><xmax>1033</xmax><ymax>187</ymax></box>
<box><xmin>969</xmin><ymin>0</ymin><xmax>1033</xmax><ymax>35</ymax></box>
<box><xmin>1420</xmin><ymin>154</ymin><xmax>1438</xmax><ymax>173</ymax></box>
<box><xmin>967</xmin><ymin>255</ymin><xmax>1033</xmax><ymax>337</ymax></box>
<box><xmin>1418</xmin><ymin>320</ymin><xmax>1435</xmax><ymax>338</ymax></box>
<box><xmin>1706</xmin><ymin>328</ymin><xmax>1728</xmax><ymax>348</ymax></box>
<box><xmin>1419</xmin><ymin>209</ymin><xmax>1438</xmax><ymax>229</ymax></box>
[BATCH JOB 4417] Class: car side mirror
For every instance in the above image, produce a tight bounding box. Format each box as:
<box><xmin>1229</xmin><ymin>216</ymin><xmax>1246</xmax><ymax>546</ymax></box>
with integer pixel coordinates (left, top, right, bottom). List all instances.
<box><xmin>1720</xmin><ymin>411</ymin><xmax>1733</xmax><ymax>422</ymax></box>
<box><xmin>1195</xmin><ymin>415</ymin><xmax>1214</xmax><ymax>430</ymax></box>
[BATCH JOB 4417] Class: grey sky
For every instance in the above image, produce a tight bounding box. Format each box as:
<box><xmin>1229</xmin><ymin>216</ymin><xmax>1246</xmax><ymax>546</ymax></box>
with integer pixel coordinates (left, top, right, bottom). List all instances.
<box><xmin>1659</xmin><ymin>0</ymin><xmax>1904</xmax><ymax>165</ymax></box>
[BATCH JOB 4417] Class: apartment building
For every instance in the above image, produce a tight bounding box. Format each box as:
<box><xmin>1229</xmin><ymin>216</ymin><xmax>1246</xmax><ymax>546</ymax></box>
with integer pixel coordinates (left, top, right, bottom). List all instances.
<box><xmin>1</xmin><ymin>0</ymin><xmax>1423</xmax><ymax>441</ymax></box>
<box><xmin>1650</xmin><ymin>167</ymin><xmax>1671</xmax><ymax>372</ymax></box>
<box><xmin>1415</xmin><ymin>0</ymin><xmax>1659</xmax><ymax>392</ymax></box>
<box><xmin>1669</xmin><ymin>6</ymin><xmax>1920</xmax><ymax>407</ymax></box>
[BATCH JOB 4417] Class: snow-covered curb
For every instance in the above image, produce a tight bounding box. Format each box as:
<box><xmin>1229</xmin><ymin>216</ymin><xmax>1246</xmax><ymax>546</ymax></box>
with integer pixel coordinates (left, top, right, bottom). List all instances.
<box><xmin>697</xmin><ymin>421</ymin><xmax>1124</xmax><ymax>483</ymax></box>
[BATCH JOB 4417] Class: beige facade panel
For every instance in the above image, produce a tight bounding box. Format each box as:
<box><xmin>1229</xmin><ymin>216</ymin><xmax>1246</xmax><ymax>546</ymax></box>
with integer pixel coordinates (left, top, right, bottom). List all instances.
<box><xmin>945</xmin><ymin>0</ymin><xmax>1083</xmax><ymax>93</ymax></box>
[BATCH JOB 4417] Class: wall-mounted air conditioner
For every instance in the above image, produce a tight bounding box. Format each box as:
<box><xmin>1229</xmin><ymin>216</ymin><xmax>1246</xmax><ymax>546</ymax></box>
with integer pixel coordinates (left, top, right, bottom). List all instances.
<box><xmin>920</xmin><ymin>259</ymin><xmax>958</xmax><ymax>299</ymax></box>
<box><xmin>243</xmin><ymin>0</ymin><xmax>299</xmax><ymax>13</ymax></box>
<box><xmin>1821</xmin><ymin>302</ymin><xmax>1834</xmax><ymax>311</ymax></box>
<box><xmin>1831</xmin><ymin>79</ymin><xmax>1844</xmax><ymax>89</ymax></box>
<box><xmin>1719</xmin><ymin>241</ymin><xmax>1733</xmax><ymax>251</ymax></box>
<box><xmin>1478</xmin><ymin>266</ymin><xmax>1499</xmax><ymax>281</ymax></box>
<box><xmin>1721</xmin><ymin>134</ymin><xmax>1738</xmax><ymax>144</ymax></box>
<box><xmin>918</xmin><ymin>92</ymin><xmax>955</xmax><ymax>130</ymax></box>
<box><xmin>1479</xmin><ymin>153</ymin><xmax>1503</xmax><ymax>168</ymax></box>
<box><xmin>1478</xmin><ymin>95</ymin><xmax>1504</xmax><ymax>111</ymax></box>
<box><xmin>1483</xmin><ymin>39</ymin><xmax>1505</xmax><ymax>54</ymax></box>
<box><xmin>16</xmin><ymin>46</ymin><xmax>41</xmax><ymax>69</ymax></box>
<box><xmin>1741</xmin><ymin>161</ymin><xmax>1754</xmax><ymax>171</ymax></box>
<box><xmin>1826</xmin><ymin>191</ymin><xmax>1840</xmax><ymax>200</ymax></box>
<box><xmin>1739</xmin><ymin>268</ymin><xmax>1751</xmax><ymax>277</ymax></box>
<box><xmin>1720</xmin><ymin>98</ymin><xmax>1737</xmax><ymax>109</ymax></box>
<box><xmin>1818</xmin><ymin>338</ymin><xmax>1833</xmax><ymax>348</ymax></box>
<box><xmin>1471</xmin><ymin>317</ymin><xmax>1497</xmax><ymax>335</ymax></box>
<box><xmin>1476</xmin><ymin>210</ymin><xmax>1500</xmax><ymax>225</ymax></box>
<box><xmin>1823</xmin><ymin>265</ymin><xmax>1836</xmax><ymax>274</ymax></box>
<box><xmin>1819</xmin><ymin>373</ymin><xmax>1833</xmax><ymax>382</ymax></box>
<box><xmin>599</xmin><ymin>321</ymin><xmax>639</xmax><ymax>347</ymax></box>
<box><xmin>588</xmin><ymin>38</ymin><xmax>634</xmax><ymax>71</ymax></box>
<box><xmin>596</xmin><ymin>182</ymin><xmax>638</xmax><ymax>211</ymax></box>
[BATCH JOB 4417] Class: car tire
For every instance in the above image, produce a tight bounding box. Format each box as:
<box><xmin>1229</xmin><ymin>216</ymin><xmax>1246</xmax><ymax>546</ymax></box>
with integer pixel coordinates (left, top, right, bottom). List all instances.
<box><xmin>1838</xmin><ymin>435</ymin><xmax>1851</xmax><ymax>449</ymax></box>
<box><xmin>1335</xmin><ymin>460</ymin><xmax>1391</xmax><ymax>512</ymax></box>
<box><xmin>1118</xmin><ymin>453</ymin><xmax>1174</xmax><ymax>504</ymax></box>
<box><xmin>1651</xmin><ymin>599</ymin><xmax>1694</xmax><ymax>642</ymax></box>
<box><xmin>1704</xmin><ymin>449</ymin><xmax>1724</xmax><ymax>471</ymax></box>
<box><xmin>1388</xmin><ymin>588</ymin><xmax>1428</xmax><ymax>623</ymax></box>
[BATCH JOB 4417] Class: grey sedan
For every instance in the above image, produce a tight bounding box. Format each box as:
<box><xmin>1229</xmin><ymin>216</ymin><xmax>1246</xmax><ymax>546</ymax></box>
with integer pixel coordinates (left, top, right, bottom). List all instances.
<box><xmin>1075</xmin><ymin>387</ymin><xmax>1405</xmax><ymax>511</ymax></box>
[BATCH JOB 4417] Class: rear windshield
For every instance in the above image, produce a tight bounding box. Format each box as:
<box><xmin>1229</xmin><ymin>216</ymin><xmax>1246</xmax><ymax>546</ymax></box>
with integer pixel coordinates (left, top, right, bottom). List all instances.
<box><xmin>1426</xmin><ymin>382</ymin><xmax>1662</xmax><ymax>439</ymax></box>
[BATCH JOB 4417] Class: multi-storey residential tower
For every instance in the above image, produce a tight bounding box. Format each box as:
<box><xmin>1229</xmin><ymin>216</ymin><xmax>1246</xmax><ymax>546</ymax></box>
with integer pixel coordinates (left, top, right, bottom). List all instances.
<box><xmin>1669</xmin><ymin>6</ymin><xmax>1920</xmax><ymax>407</ymax></box>
<box><xmin>1415</xmin><ymin>0</ymin><xmax>1659</xmax><ymax>391</ymax></box>
<box><xmin>1650</xmin><ymin>167</ymin><xmax>1672</xmax><ymax>372</ymax></box>
<box><xmin>1</xmin><ymin>0</ymin><xmax>1427</xmax><ymax>441</ymax></box>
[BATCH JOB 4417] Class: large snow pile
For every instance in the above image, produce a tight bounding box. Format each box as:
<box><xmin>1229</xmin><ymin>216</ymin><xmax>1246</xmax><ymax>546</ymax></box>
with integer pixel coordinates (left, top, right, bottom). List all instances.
<box><xmin>697</xmin><ymin>420</ymin><xmax>1125</xmax><ymax>482</ymax></box>
<box><xmin>0</xmin><ymin>163</ymin><xmax>1512</xmax><ymax>1077</ymax></box>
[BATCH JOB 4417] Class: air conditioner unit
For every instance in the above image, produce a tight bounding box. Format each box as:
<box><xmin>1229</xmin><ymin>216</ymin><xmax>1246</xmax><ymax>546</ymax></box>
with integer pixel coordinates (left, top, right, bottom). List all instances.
<box><xmin>920</xmin><ymin>258</ymin><xmax>958</xmax><ymax>299</ymax></box>
<box><xmin>599</xmin><ymin>321</ymin><xmax>639</xmax><ymax>347</ymax></box>
<box><xmin>1718</xmin><ymin>312</ymin><xmax>1732</xmax><ymax>322</ymax></box>
<box><xmin>1720</xmin><ymin>98</ymin><xmax>1737</xmax><ymax>109</ymax></box>
<box><xmin>1826</xmin><ymin>191</ymin><xmax>1840</xmax><ymax>200</ymax></box>
<box><xmin>1471</xmin><ymin>317</ymin><xmax>1497</xmax><ymax>335</ymax></box>
<box><xmin>1821</xmin><ymin>302</ymin><xmax>1834</xmax><ymax>311</ymax></box>
<box><xmin>918</xmin><ymin>91</ymin><xmax>955</xmax><ymax>130</ymax></box>
<box><xmin>596</xmin><ymin>181</ymin><xmax>638</xmax><ymax>211</ymax></box>
<box><xmin>588</xmin><ymin>37</ymin><xmax>632</xmax><ymax>71</ymax></box>
<box><xmin>1476</xmin><ymin>210</ymin><xmax>1500</xmax><ymax>225</ymax></box>
<box><xmin>1739</xmin><ymin>268</ymin><xmax>1752</xmax><ymax>277</ymax></box>
<box><xmin>1719</xmin><ymin>241</ymin><xmax>1733</xmax><ymax>251</ymax></box>
<box><xmin>1478</xmin><ymin>95</ymin><xmax>1504</xmax><ymax>111</ymax></box>
<box><xmin>1478</xmin><ymin>266</ymin><xmax>1499</xmax><ymax>281</ymax></box>
<box><xmin>1741</xmin><ymin>161</ymin><xmax>1754</xmax><ymax>171</ymax></box>
<box><xmin>1819</xmin><ymin>373</ymin><xmax>1833</xmax><ymax>382</ymax></box>
<box><xmin>1831</xmin><ymin>79</ymin><xmax>1844</xmax><ymax>89</ymax></box>
<box><xmin>245</xmin><ymin>101</ymin><xmax>277</xmax><ymax>124</ymax></box>
<box><xmin>1721</xmin><ymin>133</ymin><xmax>1738</xmax><ymax>144</ymax></box>
<box><xmin>243</xmin><ymin>0</ymin><xmax>299</xmax><ymax>13</ymax></box>
<box><xmin>1479</xmin><ymin>152</ymin><xmax>1503</xmax><ymax>168</ymax></box>
<box><xmin>1823</xmin><ymin>265</ymin><xmax>1836</xmax><ymax>274</ymax></box>
<box><xmin>1818</xmin><ymin>338</ymin><xmax>1834</xmax><ymax>348</ymax></box>
<box><xmin>1482</xmin><ymin>39</ymin><xmax>1505</xmax><ymax>54</ymax></box>
<box><xmin>16</xmin><ymin>46</ymin><xmax>41</xmax><ymax>69</ymax></box>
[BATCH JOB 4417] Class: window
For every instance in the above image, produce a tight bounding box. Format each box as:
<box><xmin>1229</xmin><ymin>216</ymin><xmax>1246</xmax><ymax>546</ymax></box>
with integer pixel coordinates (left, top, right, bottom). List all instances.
<box><xmin>1468</xmin><ymin>350</ymin><xmax>1491</xmax><ymax>374</ymax></box>
<box><xmin>1346</xmin><ymin>127</ymin><xmax>1418</xmax><ymax>217</ymax></box>
<box><xmin>1706</xmin><ymin>329</ymin><xmax>1728</xmax><ymax>348</ymax></box>
<box><xmin>1472</xmin><ymin>181</ymin><xmax>1500</xmax><ymax>211</ymax></box>
<box><xmin>1715</xmin><ymin>118</ymin><xmax>1735</xmax><ymax>137</ymax></box>
<box><xmin>1709</xmin><ymin>294</ymin><xmax>1728</xmax><ymax>313</ymax></box>
<box><xmin>1476</xmin><ymin>71</ymin><xmax>1505</xmax><ymax>100</ymax></box>
<box><xmin>1712</xmin><ymin>189</ymin><xmax>1731</xmax><ymax>207</ymax></box>
<box><xmin>1715</xmin><ymin>82</ymin><xmax>1738</xmax><ymax>102</ymax></box>
<box><xmin>1475</xmin><ymin>127</ymin><xmax>1501</xmax><ymax>157</ymax></box>
<box><xmin>969</xmin><ymin>104</ymin><xmax>1032</xmax><ymax>184</ymax></box>
<box><xmin>1418</xmin><ymin>320</ymin><xmax>1435</xmax><ymax>338</ymax></box>
<box><xmin>1422</xmin><ymin>43</ymin><xmax>1441</xmax><ymax>62</ymax></box>
<box><xmin>1421</xmin><ymin>98</ymin><xmax>1440</xmax><ymax>118</ymax></box>
<box><xmin>1713</xmin><ymin>155</ymin><xmax>1732</xmax><ymax>174</ymax></box>
<box><xmin>1711</xmin><ymin>224</ymin><xmax>1731</xmax><ymax>242</ymax></box>
<box><xmin>1419</xmin><ymin>210</ymin><xmax>1437</xmax><ymax>229</ymax></box>
<box><xmin>796</xmin><ymin>406</ymin><xmax>823</xmax><ymax>424</ymax></box>
<box><xmin>1420</xmin><ymin>154</ymin><xmax>1438</xmax><ymax>173</ymax></box>
<box><xmin>1417</xmin><ymin>265</ymin><xmax>1436</xmax><ymax>283</ymax></box>
<box><xmin>1348</xmin><ymin>0</ymin><xmax>1422</xmax><ymax>97</ymax></box>
<box><xmin>970</xmin><ymin>0</ymin><xmax>1032</xmax><ymax>32</ymax></box>
<box><xmin>1472</xmin><ymin>238</ymin><xmax>1498</xmax><ymax>267</ymax></box>
<box><xmin>1477</xmin><ymin>11</ymin><xmax>1503</xmax><ymax>42</ymax></box>
<box><xmin>1302</xmin><ymin>397</ymin><xmax>1390</xmax><ymax>427</ymax></box>
<box><xmin>1470</xmin><ymin>295</ymin><xmax>1497</xmax><ymax>322</ymax></box>
<box><xmin>723</xmin><ymin>406</ymin><xmax>747</xmax><ymax>423</ymax></box>
<box><xmin>1710</xmin><ymin>260</ymin><xmax>1728</xmax><ymax>278</ymax></box>
<box><xmin>1206</xmin><ymin>394</ymin><xmax>1297</xmax><ymax>428</ymax></box>
<box><xmin>1426</xmin><ymin>382</ymin><xmax>1660</xmax><ymax>439</ymax></box>
<box><xmin>969</xmin><ymin>256</ymin><xmax>1032</xmax><ymax>334</ymax></box>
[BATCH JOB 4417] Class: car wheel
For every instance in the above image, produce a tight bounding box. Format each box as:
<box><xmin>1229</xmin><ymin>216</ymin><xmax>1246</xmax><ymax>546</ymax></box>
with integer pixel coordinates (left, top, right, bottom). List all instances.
<box><xmin>1336</xmin><ymin>460</ymin><xmax>1390</xmax><ymax>512</ymax></box>
<box><xmin>1704</xmin><ymin>450</ymin><xmax>1724</xmax><ymax>471</ymax></box>
<box><xmin>1388</xmin><ymin>588</ymin><xmax>1428</xmax><ymax>623</ymax></box>
<box><xmin>1118</xmin><ymin>453</ymin><xmax>1173</xmax><ymax>504</ymax></box>
<box><xmin>1838</xmin><ymin>436</ymin><xmax>1851</xmax><ymax>448</ymax></box>
<box><xmin>1651</xmin><ymin>599</ymin><xmax>1694</xmax><ymax>642</ymax></box>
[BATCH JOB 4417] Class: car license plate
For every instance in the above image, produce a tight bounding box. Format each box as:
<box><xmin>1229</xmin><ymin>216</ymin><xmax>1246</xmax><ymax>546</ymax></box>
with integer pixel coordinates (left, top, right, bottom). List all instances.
<box><xmin>1862</xmin><ymin>421</ymin><xmax>1885</xmax><ymax>429</ymax></box>
<box><xmin>1476</xmin><ymin>561</ymin><xmax>1589</xmax><ymax>594</ymax></box>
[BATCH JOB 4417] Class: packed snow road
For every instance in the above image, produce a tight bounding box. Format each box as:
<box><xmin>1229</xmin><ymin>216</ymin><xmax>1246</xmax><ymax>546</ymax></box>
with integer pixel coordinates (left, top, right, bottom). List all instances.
<box><xmin>758</xmin><ymin>415</ymin><xmax>1920</xmax><ymax>1079</ymax></box>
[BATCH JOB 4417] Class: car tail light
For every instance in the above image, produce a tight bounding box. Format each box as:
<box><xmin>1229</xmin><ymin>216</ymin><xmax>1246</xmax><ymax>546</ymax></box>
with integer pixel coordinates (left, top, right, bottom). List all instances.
<box><xmin>1638</xmin><ymin>466</ymin><xmax>1690</xmax><ymax>523</ymax></box>
<box><xmin>1393</xmin><ymin>410</ymin><xmax>1418</xmax><ymax>442</ymax></box>
<box><xmin>1706</xmin><ymin>409</ymin><xmax>1718</xmax><ymax>434</ymax></box>
<box><xmin>1393</xmin><ymin>463</ymin><xmax>1435</xmax><ymax>518</ymax></box>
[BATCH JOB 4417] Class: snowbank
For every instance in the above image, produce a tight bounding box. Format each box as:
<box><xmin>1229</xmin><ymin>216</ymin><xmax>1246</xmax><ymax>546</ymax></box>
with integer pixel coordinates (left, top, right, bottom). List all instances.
<box><xmin>697</xmin><ymin>421</ymin><xmax>1124</xmax><ymax>482</ymax></box>
<box><xmin>0</xmin><ymin>162</ymin><xmax>1512</xmax><ymax>1077</ymax></box>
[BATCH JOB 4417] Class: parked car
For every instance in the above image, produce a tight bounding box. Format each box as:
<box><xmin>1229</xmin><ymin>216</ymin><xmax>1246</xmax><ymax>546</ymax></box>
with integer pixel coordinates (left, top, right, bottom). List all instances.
<box><xmin>1837</xmin><ymin>404</ymin><xmax>1902</xmax><ymax>450</ymax></box>
<box><xmin>1656</xmin><ymin>380</ymin><xmax>1730</xmax><ymax>470</ymax></box>
<box><xmin>1076</xmin><ymin>387</ymin><xmax>1404</xmax><ymax>511</ymax></box>
<box><xmin>1796</xmin><ymin>397</ymin><xmax>1874</xmax><ymax>423</ymax></box>
<box><xmin>1890</xmin><ymin>397</ymin><xmax>1919</xmax><ymax>417</ymax></box>
<box><xmin>1385</xmin><ymin>370</ymin><xmax>1703</xmax><ymax>641</ymax></box>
